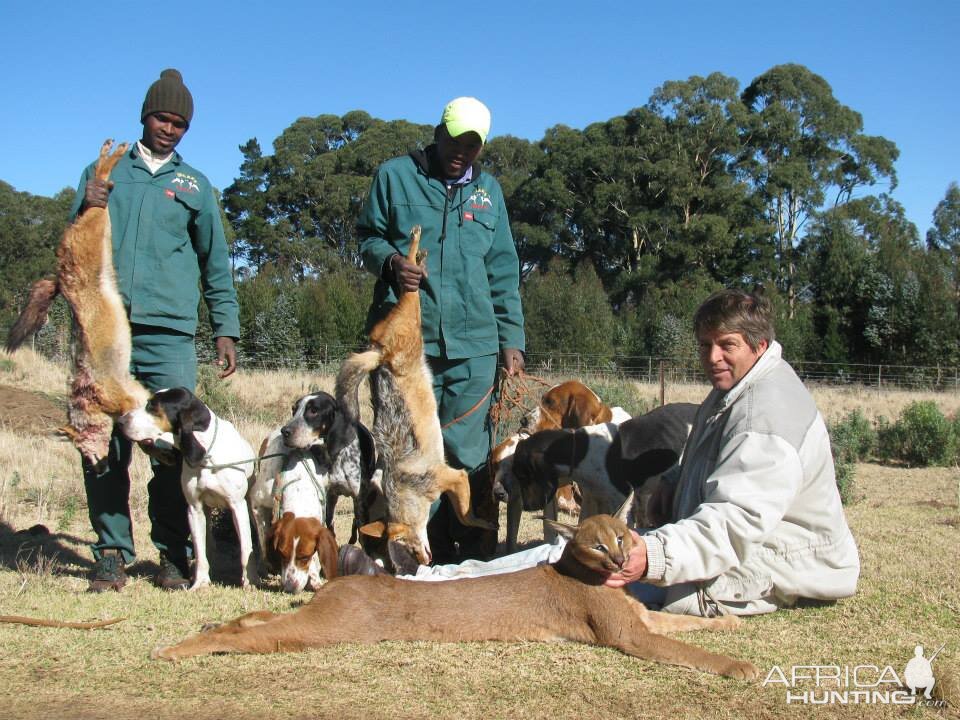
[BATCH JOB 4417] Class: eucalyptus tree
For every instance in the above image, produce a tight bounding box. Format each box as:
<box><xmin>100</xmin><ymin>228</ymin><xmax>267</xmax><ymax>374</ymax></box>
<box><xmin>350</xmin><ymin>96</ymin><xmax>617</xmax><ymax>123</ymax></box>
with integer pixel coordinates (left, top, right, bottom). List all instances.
<box><xmin>480</xmin><ymin>134</ymin><xmax>548</xmax><ymax>279</ymax></box>
<box><xmin>926</xmin><ymin>182</ymin><xmax>960</xmax><ymax>355</ymax></box>
<box><xmin>223</xmin><ymin>112</ymin><xmax>433</xmax><ymax>277</ymax></box>
<box><xmin>0</xmin><ymin>182</ymin><xmax>73</xmax><ymax>327</ymax></box>
<box><xmin>740</xmin><ymin>64</ymin><xmax>899</xmax><ymax>315</ymax></box>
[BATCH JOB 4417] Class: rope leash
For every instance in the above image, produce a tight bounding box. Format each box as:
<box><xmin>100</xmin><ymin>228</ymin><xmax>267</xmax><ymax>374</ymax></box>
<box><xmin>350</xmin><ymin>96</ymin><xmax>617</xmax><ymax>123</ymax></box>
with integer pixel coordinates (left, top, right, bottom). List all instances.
<box><xmin>439</xmin><ymin>369</ymin><xmax>550</xmax><ymax>433</ymax></box>
<box><xmin>440</xmin><ymin>383</ymin><xmax>495</xmax><ymax>430</ymax></box>
<box><xmin>489</xmin><ymin>370</ymin><xmax>551</xmax><ymax>439</ymax></box>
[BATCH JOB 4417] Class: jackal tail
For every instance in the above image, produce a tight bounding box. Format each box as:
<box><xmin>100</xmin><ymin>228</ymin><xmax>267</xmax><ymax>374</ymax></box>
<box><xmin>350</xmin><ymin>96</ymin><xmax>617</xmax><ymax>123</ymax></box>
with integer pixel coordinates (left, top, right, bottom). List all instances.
<box><xmin>6</xmin><ymin>279</ymin><xmax>59</xmax><ymax>352</ymax></box>
<box><xmin>335</xmin><ymin>348</ymin><xmax>383</xmax><ymax>424</ymax></box>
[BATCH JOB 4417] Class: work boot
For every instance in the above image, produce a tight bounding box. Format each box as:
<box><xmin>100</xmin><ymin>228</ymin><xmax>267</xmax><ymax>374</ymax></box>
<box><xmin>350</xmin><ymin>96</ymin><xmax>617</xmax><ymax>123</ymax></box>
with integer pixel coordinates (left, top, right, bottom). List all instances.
<box><xmin>87</xmin><ymin>549</ymin><xmax>128</xmax><ymax>593</ymax></box>
<box><xmin>337</xmin><ymin>545</ymin><xmax>388</xmax><ymax>576</ymax></box>
<box><xmin>155</xmin><ymin>554</ymin><xmax>191</xmax><ymax>591</ymax></box>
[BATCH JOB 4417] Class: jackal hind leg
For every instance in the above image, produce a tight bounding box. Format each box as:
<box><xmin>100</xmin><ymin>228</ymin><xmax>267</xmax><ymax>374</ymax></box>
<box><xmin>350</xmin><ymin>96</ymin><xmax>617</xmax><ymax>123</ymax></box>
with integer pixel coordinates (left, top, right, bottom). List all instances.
<box><xmin>94</xmin><ymin>140</ymin><xmax>129</xmax><ymax>180</ymax></box>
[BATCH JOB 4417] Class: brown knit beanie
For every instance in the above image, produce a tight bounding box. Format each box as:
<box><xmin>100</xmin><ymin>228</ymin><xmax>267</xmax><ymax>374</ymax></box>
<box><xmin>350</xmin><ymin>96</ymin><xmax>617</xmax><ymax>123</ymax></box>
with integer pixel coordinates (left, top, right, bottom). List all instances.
<box><xmin>141</xmin><ymin>69</ymin><xmax>194</xmax><ymax>126</ymax></box>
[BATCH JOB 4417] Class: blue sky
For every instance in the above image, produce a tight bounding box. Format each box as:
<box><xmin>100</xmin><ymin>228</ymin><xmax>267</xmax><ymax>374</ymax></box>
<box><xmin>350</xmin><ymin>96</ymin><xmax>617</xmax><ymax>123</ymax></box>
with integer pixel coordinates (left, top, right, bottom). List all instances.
<box><xmin>2</xmin><ymin>1</ymin><xmax>957</xmax><ymax>235</ymax></box>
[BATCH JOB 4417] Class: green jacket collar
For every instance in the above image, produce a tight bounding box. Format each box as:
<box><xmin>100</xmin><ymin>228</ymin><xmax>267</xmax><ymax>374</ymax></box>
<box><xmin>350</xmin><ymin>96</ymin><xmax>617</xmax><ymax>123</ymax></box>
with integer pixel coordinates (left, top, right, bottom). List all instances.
<box><xmin>129</xmin><ymin>142</ymin><xmax>184</xmax><ymax>175</ymax></box>
<box><xmin>409</xmin><ymin>144</ymin><xmax>483</xmax><ymax>185</ymax></box>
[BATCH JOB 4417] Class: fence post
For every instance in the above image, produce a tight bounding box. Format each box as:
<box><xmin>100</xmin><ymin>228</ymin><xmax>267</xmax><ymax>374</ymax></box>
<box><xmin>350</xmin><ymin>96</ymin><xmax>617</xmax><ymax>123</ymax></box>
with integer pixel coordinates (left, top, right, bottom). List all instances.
<box><xmin>659</xmin><ymin>360</ymin><xmax>665</xmax><ymax>407</ymax></box>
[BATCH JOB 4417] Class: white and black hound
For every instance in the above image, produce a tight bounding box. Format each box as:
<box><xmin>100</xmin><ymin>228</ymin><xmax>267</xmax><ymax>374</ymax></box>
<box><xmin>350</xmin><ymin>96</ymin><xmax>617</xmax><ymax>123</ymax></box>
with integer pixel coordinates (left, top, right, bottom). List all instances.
<box><xmin>119</xmin><ymin>387</ymin><xmax>258</xmax><ymax>590</ymax></box>
<box><xmin>248</xmin><ymin>391</ymin><xmax>377</xmax><ymax>592</ymax></box>
<box><xmin>503</xmin><ymin>402</ymin><xmax>699</xmax><ymax>531</ymax></box>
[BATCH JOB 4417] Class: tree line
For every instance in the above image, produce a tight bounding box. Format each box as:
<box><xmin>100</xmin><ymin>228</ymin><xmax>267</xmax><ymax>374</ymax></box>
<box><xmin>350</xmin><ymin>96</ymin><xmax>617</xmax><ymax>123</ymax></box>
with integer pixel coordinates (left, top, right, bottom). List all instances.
<box><xmin>3</xmin><ymin>63</ymin><xmax>960</xmax><ymax>372</ymax></box>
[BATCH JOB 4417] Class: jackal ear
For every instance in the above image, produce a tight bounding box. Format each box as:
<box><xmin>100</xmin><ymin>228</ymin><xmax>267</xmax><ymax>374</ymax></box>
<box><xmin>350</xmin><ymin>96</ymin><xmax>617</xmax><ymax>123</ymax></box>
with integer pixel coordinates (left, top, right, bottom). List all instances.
<box><xmin>358</xmin><ymin>520</ymin><xmax>410</xmax><ymax>541</ymax></box>
<box><xmin>614</xmin><ymin>491</ymin><xmax>635</xmax><ymax>524</ymax></box>
<box><xmin>544</xmin><ymin>519</ymin><xmax>578</xmax><ymax>540</ymax></box>
<box><xmin>359</xmin><ymin>520</ymin><xmax>387</xmax><ymax>539</ymax></box>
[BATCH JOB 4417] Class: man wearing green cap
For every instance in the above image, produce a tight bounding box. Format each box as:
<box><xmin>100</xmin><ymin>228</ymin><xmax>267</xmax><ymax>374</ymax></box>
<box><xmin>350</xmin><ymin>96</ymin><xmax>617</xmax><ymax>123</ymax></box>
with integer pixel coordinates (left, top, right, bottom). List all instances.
<box><xmin>70</xmin><ymin>68</ymin><xmax>240</xmax><ymax>592</ymax></box>
<box><xmin>357</xmin><ymin>97</ymin><xmax>525</xmax><ymax>559</ymax></box>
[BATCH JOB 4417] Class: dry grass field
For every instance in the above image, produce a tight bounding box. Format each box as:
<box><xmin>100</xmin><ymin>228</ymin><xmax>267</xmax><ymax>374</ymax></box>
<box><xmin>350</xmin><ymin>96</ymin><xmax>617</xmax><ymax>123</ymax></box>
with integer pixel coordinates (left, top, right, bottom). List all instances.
<box><xmin>0</xmin><ymin>349</ymin><xmax>957</xmax><ymax>720</ymax></box>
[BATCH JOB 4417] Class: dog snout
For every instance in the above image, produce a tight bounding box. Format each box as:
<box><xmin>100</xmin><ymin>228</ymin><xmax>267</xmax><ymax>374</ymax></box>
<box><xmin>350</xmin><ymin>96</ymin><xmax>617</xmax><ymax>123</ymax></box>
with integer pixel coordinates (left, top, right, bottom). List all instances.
<box><xmin>492</xmin><ymin>480</ymin><xmax>509</xmax><ymax>503</ymax></box>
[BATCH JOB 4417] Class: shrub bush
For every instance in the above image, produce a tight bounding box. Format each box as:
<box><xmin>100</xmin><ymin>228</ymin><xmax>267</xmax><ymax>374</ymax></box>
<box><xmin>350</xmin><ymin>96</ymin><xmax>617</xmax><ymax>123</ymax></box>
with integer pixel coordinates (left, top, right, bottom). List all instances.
<box><xmin>830</xmin><ymin>409</ymin><xmax>876</xmax><ymax>464</ymax></box>
<box><xmin>829</xmin><ymin>409</ymin><xmax>878</xmax><ymax>506</ymax></box>
<box><xmin>586</xmin><ymin>377</ymin><xmax>653</xmax><ymax>418</ymax></box>
<box><xmin>195</xmin><ymin>364</ymin><xmax>243</xmax><ymax>420</ymax></box>
<box><xmin>879</xmin><ymin>401</ymin><xmax>957</xmax><ymax>467</ymax></box>
<box><xmin>833</xmin><ymin>459</ymin><xmax>857</xmax><ymax>506</ymax></box>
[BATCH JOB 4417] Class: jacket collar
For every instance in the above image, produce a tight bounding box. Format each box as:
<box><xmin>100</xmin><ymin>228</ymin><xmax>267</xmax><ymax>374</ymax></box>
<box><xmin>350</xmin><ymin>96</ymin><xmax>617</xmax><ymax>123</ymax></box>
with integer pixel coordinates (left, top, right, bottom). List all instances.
<box><xmin>130</xmin><ymin>142</ymin><xmax>183</xmax><ymax>174</ymax></box>
<box><xmin>410</xmin><ymin>144</ymin><xmax>482</xmax><ymax>184</ymax></box>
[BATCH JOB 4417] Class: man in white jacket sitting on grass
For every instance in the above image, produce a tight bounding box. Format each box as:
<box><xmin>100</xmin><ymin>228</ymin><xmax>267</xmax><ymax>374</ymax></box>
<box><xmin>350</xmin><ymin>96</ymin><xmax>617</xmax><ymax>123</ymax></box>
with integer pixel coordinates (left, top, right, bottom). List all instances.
<box><xmin>340</xmin><ymin>288</ymin><xmax>861</xmax><ymax>617</ymax></box>
<box><xmin>603</xmin><ymin>288</ymin><xmax>861</xmax><ymax>616</ymax></box>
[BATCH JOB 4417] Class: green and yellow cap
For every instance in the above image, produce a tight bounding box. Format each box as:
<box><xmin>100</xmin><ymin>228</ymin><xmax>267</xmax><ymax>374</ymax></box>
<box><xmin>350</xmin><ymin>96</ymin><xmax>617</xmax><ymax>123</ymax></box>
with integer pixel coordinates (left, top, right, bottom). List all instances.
<box><xmin>440</xmin><ymin>97</ymin><xmax>491</xmax><ymax>144</ymax></box>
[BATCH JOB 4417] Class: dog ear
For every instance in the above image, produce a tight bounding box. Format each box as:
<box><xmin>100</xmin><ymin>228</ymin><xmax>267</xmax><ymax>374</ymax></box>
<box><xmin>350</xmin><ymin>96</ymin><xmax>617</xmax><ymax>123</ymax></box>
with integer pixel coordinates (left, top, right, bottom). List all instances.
<box><xmin>313</xmin><ymin>525</ymin><xmax>339</xmax><ymax>580</ymax></box>
<box><xmin>323</xmin><ymin>403</ymin><xmax>355</xmax><ymax>461</ymax></box>
<box><xmin>560</xmin><ymin>392</ymin><xmax>581</xmax><ymax>428</ymax></box>
<box><xmin>176</xmin><ymin>391</ymin><xmax>211</xmax><ymax>467</ymax></box>
<box><xmin>178</xmin><ymin>426</ymin><xmax>207</xmax><ymax>467</ymax></box>
<box><xmin>271</xmin><ymin>512</ymin><xmax>295</xmax><ymax>553</ymax></box>
<box><xmin>176</xmin><ymin>429</ymin><xmax>204</xmax><ymax>467</ymax></box>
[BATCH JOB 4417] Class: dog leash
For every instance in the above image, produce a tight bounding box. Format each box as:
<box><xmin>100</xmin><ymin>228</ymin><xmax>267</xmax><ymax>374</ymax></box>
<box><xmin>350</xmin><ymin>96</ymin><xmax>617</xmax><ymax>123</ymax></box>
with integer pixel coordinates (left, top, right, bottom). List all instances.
<box><xmin>440</xmin><ymin>383</ymin><xmax>495</xmax><ymax>430</ymax></box>
<box><xmin>488</xmin><ymin>370</ymin><xmax>551</xmax><ymax>437</ymax></box>
<box><xmin>183</xmin><ymin>415</ymin><xmax>221</xmax><ymax>470</ymax></box>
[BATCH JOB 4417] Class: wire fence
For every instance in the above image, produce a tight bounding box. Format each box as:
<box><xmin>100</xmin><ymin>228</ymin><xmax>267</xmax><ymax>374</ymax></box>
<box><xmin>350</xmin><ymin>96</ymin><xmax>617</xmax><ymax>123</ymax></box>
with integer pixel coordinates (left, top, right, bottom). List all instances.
<box><xmin>28</xmin><ymin>323</ymin><xmax>960</xmax><ymax>391</ymax></box>
<box><xmin>215</xmin><ymin>344</ymin><xmax>960</xmax><ymax>393</ymax></box>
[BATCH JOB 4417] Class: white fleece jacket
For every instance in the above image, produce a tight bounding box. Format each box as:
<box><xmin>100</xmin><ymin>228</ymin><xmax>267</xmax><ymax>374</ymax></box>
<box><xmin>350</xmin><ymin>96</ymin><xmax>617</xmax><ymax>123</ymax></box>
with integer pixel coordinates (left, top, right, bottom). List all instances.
<box><xmin>643</xmin><ymin>341</ymin><xmax>860</xmax><ymax>608</ymax></box>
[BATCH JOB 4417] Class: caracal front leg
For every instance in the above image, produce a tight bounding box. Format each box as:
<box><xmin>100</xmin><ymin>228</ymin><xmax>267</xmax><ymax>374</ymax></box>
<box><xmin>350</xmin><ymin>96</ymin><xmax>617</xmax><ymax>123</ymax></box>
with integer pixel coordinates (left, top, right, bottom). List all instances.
<box><xmin>641</xmin><ymin>609</ymin><xmax>743</xmax><ymax>634</ymax></box>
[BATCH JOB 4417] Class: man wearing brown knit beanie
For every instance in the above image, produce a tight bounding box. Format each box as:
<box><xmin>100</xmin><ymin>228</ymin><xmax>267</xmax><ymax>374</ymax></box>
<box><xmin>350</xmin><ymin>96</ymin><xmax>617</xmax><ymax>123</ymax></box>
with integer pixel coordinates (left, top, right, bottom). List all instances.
<box><xmin>69</xmin><ymin>68</ymin><xmax>241</xmax><ymax>593</ymax></box>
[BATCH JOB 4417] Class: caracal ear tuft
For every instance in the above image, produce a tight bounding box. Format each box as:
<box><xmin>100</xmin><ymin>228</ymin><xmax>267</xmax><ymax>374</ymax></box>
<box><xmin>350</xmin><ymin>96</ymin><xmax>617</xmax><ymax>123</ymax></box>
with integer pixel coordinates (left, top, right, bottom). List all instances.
<box><xmin>544</xmin><ymin>519</ymin><xmax>578</xmax><ymax>540</ymax></box>
<box><xmin>614</xmin><ymin>491</ymin><xmax>635</xmax><ymax>524</ymax></box>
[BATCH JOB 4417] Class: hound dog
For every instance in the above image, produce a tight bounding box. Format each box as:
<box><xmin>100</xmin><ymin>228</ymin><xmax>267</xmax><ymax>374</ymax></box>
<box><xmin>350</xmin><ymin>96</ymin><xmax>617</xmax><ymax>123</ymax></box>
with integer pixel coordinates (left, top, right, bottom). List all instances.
<box><xmin>247</xmin><ymin>391</ymin><xmax>376</xmax><ymax>593</ymax></box>
<box><xmin>492</xmin><ymin>379</ymin><xmax>631</xmax><ymax>551</ymax></box>
<box><xmin>119</xmin><ymin>387</ymin><xmax>258</xmax><ymax>590</ymax></box>
<box><xmin>269</xmin><ymin>512</ymin><xmax>340</xmax><ymax>593</ymax></box>
<box><xmin>504</xmin><ymin>402</ymin><xmax>699</xmax><ymax>534</ymax></box>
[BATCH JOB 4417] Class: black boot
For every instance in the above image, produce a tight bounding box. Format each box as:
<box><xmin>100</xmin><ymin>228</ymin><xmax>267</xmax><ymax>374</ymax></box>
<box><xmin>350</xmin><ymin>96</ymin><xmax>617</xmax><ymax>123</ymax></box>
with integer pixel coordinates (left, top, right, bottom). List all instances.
<box><xmin>87</xmin><ymin>549</ymin><xmax>128</xmax><ymax>593</ymax></box>
<box><xmin>337</xmin><ymin>545</ymin><xmax>387</xmax><ymax>576</ymax></box>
